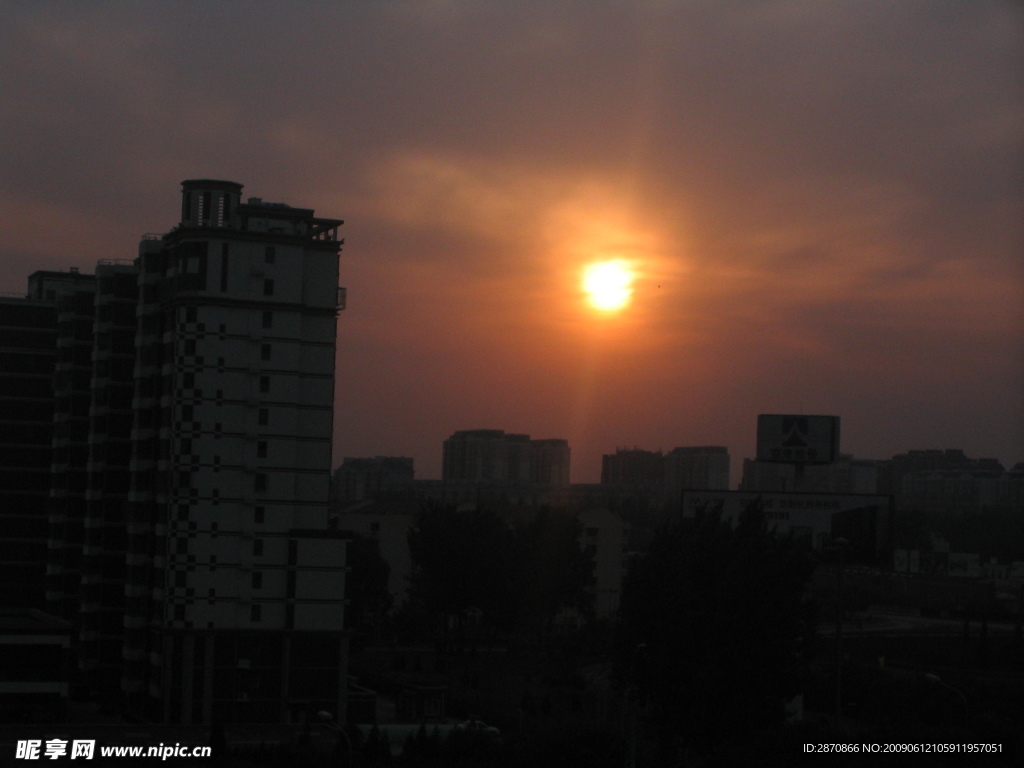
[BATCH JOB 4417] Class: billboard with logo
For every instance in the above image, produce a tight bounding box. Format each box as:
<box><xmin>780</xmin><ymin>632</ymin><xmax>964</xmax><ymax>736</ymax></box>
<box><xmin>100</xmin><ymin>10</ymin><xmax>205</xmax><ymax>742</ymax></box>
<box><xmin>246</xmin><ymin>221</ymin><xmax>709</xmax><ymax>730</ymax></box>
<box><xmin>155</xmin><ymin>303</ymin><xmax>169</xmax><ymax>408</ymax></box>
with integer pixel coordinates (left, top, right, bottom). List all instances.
<box><xmin>756</xmin><ymin>414</ymin><xmax>840</xmax><ymax>464</ymax></box>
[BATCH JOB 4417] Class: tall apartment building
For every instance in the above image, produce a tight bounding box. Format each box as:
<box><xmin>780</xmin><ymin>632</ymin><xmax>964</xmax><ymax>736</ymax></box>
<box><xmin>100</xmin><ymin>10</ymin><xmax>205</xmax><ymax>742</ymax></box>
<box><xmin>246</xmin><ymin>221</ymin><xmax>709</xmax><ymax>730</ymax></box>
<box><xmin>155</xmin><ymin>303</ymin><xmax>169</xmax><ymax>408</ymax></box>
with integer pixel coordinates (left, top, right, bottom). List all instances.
<box><xmin>1</xmin><ymin>270</ymin><xmax>95</xmax><ymax>612</ymax></box>
<box><xmin>0</xmin><ymin>181</ymin><xmax>351</xmax><ymax>724</ymax></box>
<box><xmin>442</xmin><ymin>429</ymin><xmax>570</xmax><ymax>486</ymax></box>
<box><xmin>72</xmin><ymin>263</ymin><xmax>138</xmax><ymax>699</ymax></box>
<box><xmin>118</xmin><ymin>180</ymin><xmax>350</xmax><ymax>724</ymax></box>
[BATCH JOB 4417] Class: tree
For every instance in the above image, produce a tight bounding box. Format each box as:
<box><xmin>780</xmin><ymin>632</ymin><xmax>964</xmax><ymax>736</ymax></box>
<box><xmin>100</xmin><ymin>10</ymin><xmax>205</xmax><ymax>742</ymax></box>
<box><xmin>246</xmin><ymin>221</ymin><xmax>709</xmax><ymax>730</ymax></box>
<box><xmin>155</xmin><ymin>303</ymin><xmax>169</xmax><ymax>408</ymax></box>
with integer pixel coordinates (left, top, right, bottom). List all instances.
<box><xmin>617</xmin><ymin>500</ymin><xmax>816</xmax><ymax>754</ymax></box>
<box><xmin>513</xmin><ymin>508</ymin><xmax>594</xmax><ymax>637</ymax></box>
<box><xmin>407</xmin><ymin>502</ymin><xmax>518</xmax><ymax>635</ymax></box>
<box><xmin>406</xmin><ymin>503</ymin><xmax>597</xmax><ymax>640</ymax></box>
<box><xmin>346</xmin><ymin>533</ymin><xmax>393</xmax><ymax>638</ymax></box>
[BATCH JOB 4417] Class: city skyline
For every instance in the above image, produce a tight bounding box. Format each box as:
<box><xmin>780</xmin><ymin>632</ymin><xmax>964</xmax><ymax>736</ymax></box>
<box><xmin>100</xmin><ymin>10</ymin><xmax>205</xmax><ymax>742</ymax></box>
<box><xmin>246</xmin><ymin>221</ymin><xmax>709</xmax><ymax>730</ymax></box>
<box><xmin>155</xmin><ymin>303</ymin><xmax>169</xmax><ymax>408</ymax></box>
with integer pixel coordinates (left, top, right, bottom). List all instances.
<box><xmin>2</xmin><ymin>1</ymin><xmax>1022</xmax><ymax>482</ymax></box>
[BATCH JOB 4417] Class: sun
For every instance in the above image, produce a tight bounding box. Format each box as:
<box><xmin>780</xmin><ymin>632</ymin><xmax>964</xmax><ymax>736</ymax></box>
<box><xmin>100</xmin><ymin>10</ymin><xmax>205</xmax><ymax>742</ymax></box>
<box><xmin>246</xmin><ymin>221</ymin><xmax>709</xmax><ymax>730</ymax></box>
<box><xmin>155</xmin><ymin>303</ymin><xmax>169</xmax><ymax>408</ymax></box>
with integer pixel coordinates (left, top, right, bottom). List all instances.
<box><xmin>582</xmin><ymin>260</ymin><xmax>634</xmax><ymax>311</ymax></box>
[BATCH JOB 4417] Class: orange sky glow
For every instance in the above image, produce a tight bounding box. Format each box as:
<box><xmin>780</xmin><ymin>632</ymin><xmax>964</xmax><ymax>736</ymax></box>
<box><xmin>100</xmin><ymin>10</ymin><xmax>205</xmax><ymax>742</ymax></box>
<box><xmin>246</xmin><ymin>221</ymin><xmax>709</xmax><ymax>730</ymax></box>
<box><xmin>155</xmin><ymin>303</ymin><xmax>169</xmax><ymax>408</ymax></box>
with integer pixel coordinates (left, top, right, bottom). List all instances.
<box><xmin>1</xmin><ymin>1</ymin><xmax>1021</xmax><ymax>481</ymax></box>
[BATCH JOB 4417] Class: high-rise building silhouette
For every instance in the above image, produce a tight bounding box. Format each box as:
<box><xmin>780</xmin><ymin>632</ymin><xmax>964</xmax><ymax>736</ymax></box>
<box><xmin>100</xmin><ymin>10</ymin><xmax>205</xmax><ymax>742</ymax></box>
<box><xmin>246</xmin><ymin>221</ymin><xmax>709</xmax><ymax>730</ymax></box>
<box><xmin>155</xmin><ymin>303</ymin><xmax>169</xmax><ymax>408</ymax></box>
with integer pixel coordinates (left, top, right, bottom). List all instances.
<box><xmin>1</xmin><ymin>271</ymin><xmax>95</xmax><ymax>611</ymax></box>
<box><xmin>119</xmin><ymin>180</ymin><xmax>350</xmax><ymax>723</ymax></box>
<box><xmin>600</xmin><ymin>447</ymin><xmax>664</xmax><ymax>489</ymax></box>
<box><xmin>2</xmin><ymin>180</ymin><xmax>351</xmax><ymax>725</ymax></box>
<box><xmin>442</xmin><ymin>429</ymin><xmax>570</xmax><ymax>485</ymax></box>
<box><xmin>663</xmin><ymin>446</ymin><xmax>730</xmax><ymax>502</ymax></box>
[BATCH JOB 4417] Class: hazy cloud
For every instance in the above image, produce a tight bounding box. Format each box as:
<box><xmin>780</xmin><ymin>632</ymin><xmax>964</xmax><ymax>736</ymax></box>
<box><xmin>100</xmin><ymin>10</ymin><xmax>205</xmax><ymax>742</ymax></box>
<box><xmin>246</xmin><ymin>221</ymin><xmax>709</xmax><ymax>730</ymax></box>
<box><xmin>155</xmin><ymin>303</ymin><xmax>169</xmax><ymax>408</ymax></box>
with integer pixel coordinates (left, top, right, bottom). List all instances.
<box><xmin>1</xmin><ymin>0</ymin><xmax>1020</xmax><ymax>477</ymax></box>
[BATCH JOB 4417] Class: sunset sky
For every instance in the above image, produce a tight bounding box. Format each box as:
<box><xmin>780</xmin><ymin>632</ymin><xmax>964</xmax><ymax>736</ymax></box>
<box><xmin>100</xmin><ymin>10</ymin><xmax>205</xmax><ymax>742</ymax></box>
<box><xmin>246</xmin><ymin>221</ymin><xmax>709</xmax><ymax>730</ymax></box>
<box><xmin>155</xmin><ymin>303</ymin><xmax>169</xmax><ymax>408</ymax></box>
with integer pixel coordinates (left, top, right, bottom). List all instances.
<box><xmin>2</xmin><ymin>1</ymin><xmax>1021</xmax><ymax>482</ymax></box>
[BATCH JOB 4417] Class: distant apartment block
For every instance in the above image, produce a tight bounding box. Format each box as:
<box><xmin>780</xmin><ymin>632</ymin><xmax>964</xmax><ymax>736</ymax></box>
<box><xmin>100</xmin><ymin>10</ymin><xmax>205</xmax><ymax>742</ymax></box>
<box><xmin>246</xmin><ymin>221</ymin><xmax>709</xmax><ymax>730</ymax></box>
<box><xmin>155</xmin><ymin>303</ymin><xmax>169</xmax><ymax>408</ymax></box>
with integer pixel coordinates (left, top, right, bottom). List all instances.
<box><xmin>442</xmin><ymin>429</ymin><xmax>570</xmax><ymax>486</ymax></box>
<box><xmin>601</xmin><ymin>445</ymin><xmax>730</xmax><ymax>508</ymax></box>
<box><xmin>740</xmin><ymin>454</ymin><xmax>878</xmax><ymax>495</ymax></box>
<box><xmin>600</xmin><ymin>447</ymin><xmax>664</xmax><ymax>489</ymax></box>
<box><xmin>883</xmin><ymin>450</ymin><xmax>1021</xmax><ymax>514</ymax></box>
<box><xmin>332</xmin><ymin>456</ymin><xmax>415</xmax><ymax>506</ymax></box>
<box><xmin>663</xmin><ymin>446</ymin><xmax>730</xmax><ymax>502</ymax></box>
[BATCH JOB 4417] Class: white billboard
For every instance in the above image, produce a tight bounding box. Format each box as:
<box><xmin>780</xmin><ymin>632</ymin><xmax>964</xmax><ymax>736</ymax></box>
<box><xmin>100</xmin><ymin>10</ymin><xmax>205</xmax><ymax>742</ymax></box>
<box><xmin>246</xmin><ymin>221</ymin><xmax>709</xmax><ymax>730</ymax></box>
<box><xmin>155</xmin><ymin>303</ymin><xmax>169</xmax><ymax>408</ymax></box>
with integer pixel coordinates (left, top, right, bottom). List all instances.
<box><xmin>756</xmin><ymin>414</ymin><xmax>840</xmax><ymax>464</ymax></box>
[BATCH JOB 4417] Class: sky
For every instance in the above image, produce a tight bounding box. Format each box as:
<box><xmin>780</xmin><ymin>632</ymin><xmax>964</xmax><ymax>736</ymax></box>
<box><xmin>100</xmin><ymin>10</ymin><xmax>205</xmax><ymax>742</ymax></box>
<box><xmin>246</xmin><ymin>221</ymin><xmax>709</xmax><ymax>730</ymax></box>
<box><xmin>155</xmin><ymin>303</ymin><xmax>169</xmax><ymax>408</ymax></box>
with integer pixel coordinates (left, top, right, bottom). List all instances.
<box><xmin>1</xmin><ymin>1</ymin><xmax>1022</xmax><ymax>483</ymax></box>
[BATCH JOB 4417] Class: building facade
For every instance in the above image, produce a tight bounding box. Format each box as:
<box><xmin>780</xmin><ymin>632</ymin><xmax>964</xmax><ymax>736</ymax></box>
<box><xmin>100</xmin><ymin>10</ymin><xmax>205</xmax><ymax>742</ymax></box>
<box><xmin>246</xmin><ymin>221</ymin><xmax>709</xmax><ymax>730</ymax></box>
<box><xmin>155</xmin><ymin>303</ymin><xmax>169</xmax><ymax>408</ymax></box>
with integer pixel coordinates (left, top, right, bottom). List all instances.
<box><xmin>119</xmin><ymin>180</ymin><xmax>350</xmax><ymax>724</ymax></box>
<box><xmin>0</xmin><ymin>181</ymin><xmax>351</xmax><ymax>725</ymax></box>
<box><xmin>662</xmin><ymin>446</ymin><xmax>730</xmax><ymax>508</ymax></box>
<box><xmin>1</xmin><ymin>271</ymin><xmax>96</xmax><ymax>613</ymax></box>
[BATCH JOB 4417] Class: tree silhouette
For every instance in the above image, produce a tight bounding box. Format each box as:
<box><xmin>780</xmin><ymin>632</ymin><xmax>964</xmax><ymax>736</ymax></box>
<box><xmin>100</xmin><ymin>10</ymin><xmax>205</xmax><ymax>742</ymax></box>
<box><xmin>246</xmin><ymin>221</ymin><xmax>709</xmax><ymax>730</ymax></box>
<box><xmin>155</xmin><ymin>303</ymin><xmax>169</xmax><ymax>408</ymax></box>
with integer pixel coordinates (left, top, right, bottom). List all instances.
<box><xmin>513</xmin><ymin>508</ymin><xmax>594</xmax><ymax>637</ymax></box>
<box><xmin>347</xmin><ymin>533</ymin><xmax>393</xmax><ymax>639</ymax></box>
<box><xmin>617</xmin><ymin>500</ymin><xmax>816</xmax><ymax>754</ymax></box>
<box><xmin>407</xmin><ymin>503</ymin><xmax>518</xmax><ymax>636</ymax></box>
<box><xmin>406</xmin><ymin>503</ymin><xmax>596</xmax><ymax>640</ymax></box>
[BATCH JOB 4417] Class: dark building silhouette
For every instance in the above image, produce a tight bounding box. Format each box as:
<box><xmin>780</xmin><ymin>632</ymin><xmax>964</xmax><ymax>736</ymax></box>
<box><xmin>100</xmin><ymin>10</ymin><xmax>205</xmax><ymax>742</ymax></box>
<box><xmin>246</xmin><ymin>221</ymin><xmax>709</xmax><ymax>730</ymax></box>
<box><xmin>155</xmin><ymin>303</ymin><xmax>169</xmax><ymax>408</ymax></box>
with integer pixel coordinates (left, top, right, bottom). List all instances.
<box><xmin>120</xmin><ymin>180</ymin><xmax>350</xmax><ymax>724</ymax></box>
<box><xmin>0</xmin><ymin>270</ymin><xmax>95</xmax><ymax>611</ymax></box>
<box><xmin>1</xmin><ymin>181</ymin><xmax>352</xmax><ymax>726</ymax></box>
<box><xmin>331</xmin><ymin>456</ymin><xmax>415</xmax><ymax>506</ymax></box>
<box><xmin>442</xmin><ymin>429</ymin><xmax>570</xmax><ymax>485</ymax></box>
<box><xmin>600</xmin><ymin>447</ymin><xmax>664</xmax><ymax>489</ymax></box>
<box><xmin>663</xmin><ymin>445</ymin><xmax>730</xmax><ymax>498</ymax></box>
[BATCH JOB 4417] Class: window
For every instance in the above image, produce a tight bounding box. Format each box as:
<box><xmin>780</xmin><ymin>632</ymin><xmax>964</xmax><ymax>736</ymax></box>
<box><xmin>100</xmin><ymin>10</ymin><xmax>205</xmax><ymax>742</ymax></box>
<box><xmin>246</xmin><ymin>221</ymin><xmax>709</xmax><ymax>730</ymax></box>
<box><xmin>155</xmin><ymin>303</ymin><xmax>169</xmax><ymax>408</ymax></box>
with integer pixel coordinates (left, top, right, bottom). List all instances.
<box><xmin>186</xmin><ymin>305</ymin><xmax>198</xmax><ymax>323</ymax></box>
<box><xmin>258</xmin><ymin>408</ymin><xmax>268</xmax><ymax>426</ymax></box>
<box><xmin>263</xmin><ymin>279</ymin><xmax>274</xmax><ymax>297</ymax></box>
<box><xmin>259</xmin><ymin>376</ymin><xmax>270</xmax><ymax>394</ymax></box>
<box><xmin>254</xmin><ymin>506</ymin><xmax>265</xmax><ymax>523</ymax></box>
<box><xmin>252</xmin><ymin>572</ymin><xmax>263</xmax><ymax>589</ymax></box>
<box><xmin>261</xmin><ymin>344</ymin><xmax>270</xmax><ymax>361</ymax></box>
<box><xmin>264</xmin><ymin>247</ymin><xmax>276</xmax><ymax>264</ymax></box>
<box><xmin>257</xmin><ymin>441</ymin><xmax>267</xmax><ymax>459</ymax></box>
<box><xmin>262</xmin><ymin>311</ymin><xmax>273</xmax><ymax>329</ymax></box>
<box><xmin>253</xmin><ymin>539</ymin><xmax>263</xmax><ymax>556</ymax></box>
<box><xmin>255</xmin><ymin>473</ymin><xmax>267</xmax><ymax>492</ymax></box>
<box><xmin>251</xmin><ymin>604</ymin><xmax>261</xmax><ymax>622</ymax></box>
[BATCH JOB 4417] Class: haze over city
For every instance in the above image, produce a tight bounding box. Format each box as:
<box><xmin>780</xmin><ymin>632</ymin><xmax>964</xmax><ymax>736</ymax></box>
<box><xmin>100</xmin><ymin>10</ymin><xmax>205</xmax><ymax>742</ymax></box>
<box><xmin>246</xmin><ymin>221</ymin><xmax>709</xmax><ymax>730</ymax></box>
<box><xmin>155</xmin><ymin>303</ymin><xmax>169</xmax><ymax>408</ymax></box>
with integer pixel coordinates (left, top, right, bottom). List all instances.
<box><xmin>2</xmin><ymin>1</ymin><xmax>1021</xmax><ymax>481</ymax></box>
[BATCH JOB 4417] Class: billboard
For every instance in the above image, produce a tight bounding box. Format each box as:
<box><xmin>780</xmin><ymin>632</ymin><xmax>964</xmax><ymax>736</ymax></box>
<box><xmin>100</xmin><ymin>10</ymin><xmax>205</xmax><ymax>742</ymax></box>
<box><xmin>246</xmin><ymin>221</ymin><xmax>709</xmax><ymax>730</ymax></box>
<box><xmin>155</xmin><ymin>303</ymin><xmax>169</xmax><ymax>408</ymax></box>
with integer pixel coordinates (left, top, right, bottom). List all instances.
<box><xmin>681</xmin><ymin>490</ymin><xmax>892</xmax><ymax>561</ymax></box>
<box><xmin>756</xmin><ymin>414</ymin><xmax>840</xmax><ymax>464</ymax></box>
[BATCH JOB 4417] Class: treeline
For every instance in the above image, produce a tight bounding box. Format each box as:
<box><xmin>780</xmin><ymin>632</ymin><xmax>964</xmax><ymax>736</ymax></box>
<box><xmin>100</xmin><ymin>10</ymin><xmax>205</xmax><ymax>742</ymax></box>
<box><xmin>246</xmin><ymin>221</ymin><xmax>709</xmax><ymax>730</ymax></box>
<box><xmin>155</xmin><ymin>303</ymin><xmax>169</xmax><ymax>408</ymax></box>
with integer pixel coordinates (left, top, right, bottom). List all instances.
<box><xmin>404</xmin><ymin>503</ymin><xmax>595</xmax><ymax>640</ymax></box>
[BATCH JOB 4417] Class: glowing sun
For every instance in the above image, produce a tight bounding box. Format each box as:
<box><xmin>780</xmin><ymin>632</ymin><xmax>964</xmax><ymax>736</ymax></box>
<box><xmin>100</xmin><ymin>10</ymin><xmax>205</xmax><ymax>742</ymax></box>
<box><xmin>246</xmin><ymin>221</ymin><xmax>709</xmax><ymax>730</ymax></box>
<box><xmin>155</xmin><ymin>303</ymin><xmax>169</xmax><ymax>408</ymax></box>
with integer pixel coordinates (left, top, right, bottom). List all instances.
<box><xmin>583</xmin><ymin>260</ymin><xmax>634</xmax><ymax>311</ymax></box>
